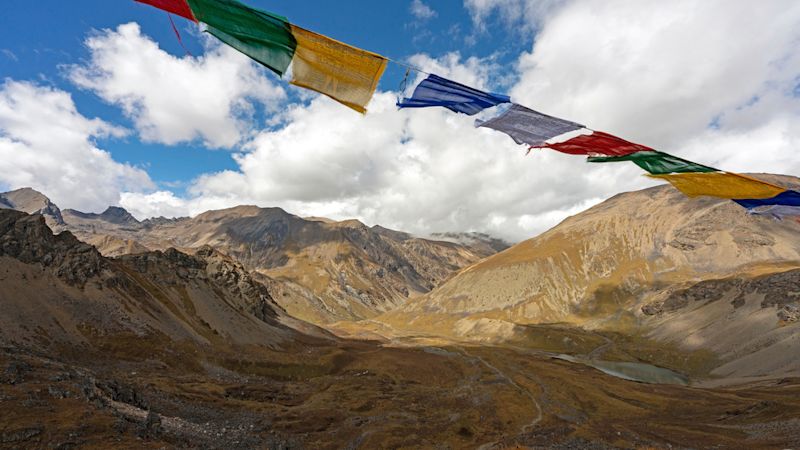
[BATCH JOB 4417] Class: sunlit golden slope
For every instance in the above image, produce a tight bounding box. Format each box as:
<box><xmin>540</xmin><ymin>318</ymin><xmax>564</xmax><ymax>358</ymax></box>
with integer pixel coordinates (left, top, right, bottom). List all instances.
<box><xmin>400</xmin><ymin>174</ymin><xmax>800</xmax><ymax>322</ymax></box>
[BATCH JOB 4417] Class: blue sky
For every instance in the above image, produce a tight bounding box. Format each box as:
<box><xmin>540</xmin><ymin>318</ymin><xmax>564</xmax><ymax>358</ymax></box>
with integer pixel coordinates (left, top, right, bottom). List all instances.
<box><xmin>0</xmin><ymin>0</ymin><xmax>528</xmax><ymax>194</ymax></box>
<box><xmin>1</xmin><ymin>1</ymin><xmax>798</xmax><ymax>241</ymax></box>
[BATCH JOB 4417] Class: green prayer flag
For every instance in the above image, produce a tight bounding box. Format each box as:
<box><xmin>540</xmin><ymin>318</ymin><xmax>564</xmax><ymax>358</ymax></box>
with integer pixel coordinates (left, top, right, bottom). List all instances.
<box><xmin>587</xmin><ymin>151</ymin><xmax>719</xmax><ymax>175</ymax></box>
<box><xmin>186</xmin><ymin>0</ymin><xmax>297</xmax><ymax>76</ymax></box>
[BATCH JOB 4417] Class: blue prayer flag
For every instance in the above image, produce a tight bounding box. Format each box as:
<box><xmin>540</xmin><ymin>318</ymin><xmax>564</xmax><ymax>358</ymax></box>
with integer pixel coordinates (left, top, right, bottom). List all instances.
<box><xmin>734</xmin><ymin>190</ymin><xmax>800</xmax><ymax>209</ymax></box>
<box><xmin>397</xmin><ymin>74</ymin><xmax>511</xmax><ymax>116</ymax></box>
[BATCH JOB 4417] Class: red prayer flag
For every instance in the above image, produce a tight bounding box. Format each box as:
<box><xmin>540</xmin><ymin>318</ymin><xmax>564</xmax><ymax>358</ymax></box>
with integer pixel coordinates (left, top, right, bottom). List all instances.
<box><xmin>545</xmin><ymin>131</ymin><xmax>652</xmax><ymax>156</ymax></box>
<box><xmin>135</xmin><ymin>0</ymin><xmax>197</xmax><ymax>23</ymax></box>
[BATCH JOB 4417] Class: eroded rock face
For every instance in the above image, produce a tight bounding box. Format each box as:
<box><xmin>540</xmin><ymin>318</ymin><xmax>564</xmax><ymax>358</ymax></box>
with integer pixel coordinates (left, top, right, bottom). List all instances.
<box><xmin>195</xmin><ymin>246</ymin><xmax>282</xmax><ymax>322</ymax></box>
<box><xmin>0</xmin><ymin>210</ymin><xmax>104</xmax><ymax>286</ymax></box>
<box><xmin>642</xmin><ymin>269</ymin><xmax>800</xmax><ymax>318</ymax></box>
<box><xmin>778</xmin><ymin>304</ymin><xmax>800</xmax><ymax>323</ymax></box>
<box><xmin>116</xmin><ymin>245</ymin><xmax>283</xmax><ymax>324</ymax></box>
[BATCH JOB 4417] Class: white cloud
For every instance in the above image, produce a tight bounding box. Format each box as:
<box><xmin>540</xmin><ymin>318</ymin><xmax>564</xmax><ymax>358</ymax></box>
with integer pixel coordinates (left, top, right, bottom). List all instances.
<box><xmin>410</xmin><ymin>0</ymin><xmax>438</xmax><ymax>21</ymax></box>
<box><xmin>123</xmin><ymin>90</ymin><xmax>653</xmax><ymax>241</ymax></box>
<box><xmin>1</xmin><ymin>49</ymin><xmax>18</xmax><ymax>62</ymax></box>
<box><xmin>67</xmin><ymin>22</ymin><xmax>285</xmax><ymax>149</ymax></box>
<box><xmin>464</xmin><ymin>0</ymin><xmax>566</xmax><ymax>34</ymax></box>
<box><xmin>511</xmin><ymin>0</ymin><xmax>800</xmax><ymax>151</ymax></box>
<box><xmin>100</xmin><ymin>3</ymin><xmax>800</xmax><ymax>242</ymax></box>
<box><xmin>119</xmin><ymin>191</ymin><xmax>191</xmax><ymax>219</ymax></box>
<box><xmin>407</xmin><ymin>52</ymin><xmax>500</xmax><ymax>91</ymax></box>
<box><xmin>0</xmin><ymin>80</ymin><xmax>154</xmax><ymax>212</ymax></box>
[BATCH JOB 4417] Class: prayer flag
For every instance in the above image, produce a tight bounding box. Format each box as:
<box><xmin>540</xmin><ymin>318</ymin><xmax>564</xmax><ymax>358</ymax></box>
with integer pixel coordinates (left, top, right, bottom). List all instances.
<box><xmin>397</xmin><ymin>74</ymin><xmax>510</xmax><ymax>116</ymax></box>
<box><xmin>734</xmin><ymin>190</ymin><xmax>800</xmax><ymax>209</ymax></box>
<box><xmin>648</xmin><ymin>172</ymin><xmax>786</xmax><ymax>199</ymax></box>
<box><xmin>746</xmin><ymin>205</ymin><xmax>800</xmax><ymax>219</ymax></box>
<box><xmin>587</xmin><ymin>151</ymin><xmax>718</xmax><ymax>174</ymax></box>
<box><xmin>289</xmin><ymin>25</ymin><xmax>388</xmax><ymax>114</ymax></box>
<box><xmin>135</xmin><ymin>0</ymin><xmax>197</xmax><ymax>22</ymax></box>
<box><xmin>475</xmin><ymin>104</ymin><xmax>584</xmax><ymax>147</ymax></box>
<box><xmin>186</xmin><ymin>0</ymin><xmax>297</xmax><ymax>76</ymax></box>
<box><xmin>545</xmin><ymin>131</ymin><xmax>652</xmax><ymax>156</ymax></box>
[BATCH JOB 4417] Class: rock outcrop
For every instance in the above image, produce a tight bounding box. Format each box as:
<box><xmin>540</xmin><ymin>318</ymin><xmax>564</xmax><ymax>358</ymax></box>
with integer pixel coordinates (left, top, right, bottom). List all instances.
<box><xmin>0</xmin><ymin>210</ymin><xmax>103</xmax><ymax>286</ymax></box>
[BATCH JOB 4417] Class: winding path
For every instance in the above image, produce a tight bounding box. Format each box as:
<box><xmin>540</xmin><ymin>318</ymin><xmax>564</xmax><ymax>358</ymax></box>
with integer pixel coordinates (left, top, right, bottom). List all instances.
<box><xmin>455</xmin><ymin>347</ymin><xmax>543</xmax><ymax>448</ymax></box>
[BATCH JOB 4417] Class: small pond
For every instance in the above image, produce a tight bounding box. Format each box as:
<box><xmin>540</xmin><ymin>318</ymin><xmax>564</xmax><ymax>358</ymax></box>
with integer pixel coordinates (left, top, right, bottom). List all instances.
<box><xmin>555</xmin><ymin>354</ymin><xmax>689</xmax><ymax>386</ymax></box>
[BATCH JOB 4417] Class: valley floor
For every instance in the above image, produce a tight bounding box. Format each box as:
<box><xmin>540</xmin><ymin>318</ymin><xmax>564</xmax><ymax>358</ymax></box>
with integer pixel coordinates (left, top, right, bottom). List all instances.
<box><xmin>3</xmin><ymin>330</ymin><xmax>800</xmax><ymax>449</ymax></box>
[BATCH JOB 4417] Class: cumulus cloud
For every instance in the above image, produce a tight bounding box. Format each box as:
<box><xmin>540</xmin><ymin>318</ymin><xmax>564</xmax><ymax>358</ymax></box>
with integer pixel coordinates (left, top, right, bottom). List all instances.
<box><xmin>407</xmin><ymin>52</ymin><xmax>501</xmax><ymax>91</ymax></box>
<box><xmin>100</xmin><ymin>2</ymin><xmax>800</xmax><ymax>242</ymax></box>
<box><xmin>464</xmin><ymin>0</ymin><xmax>566</xmax><ymax>34</ymax></box>
<box><xmin>511</xmin><ymin>0</ymin><xmax>800</xmax><ymax>152</ymax></box>
<box><xmin>67</xmin><ymin>22</ymin><xmax>285</xmax><ymax>149</ymax></box>
<box><xmin>123</xmin><ymin>90</ymin><xmax>650</xmax><ymax>241</ymax></box>
<box><xmin>0</xmin><ymin>80</ymin><xmax>154</xmax><ymax>212</ymax></box>
<box><xmin>119</xmin><ymin>190</ymin><xmax>192</xmax><ymax>218</ymax></box>
<box><xmin>410</xmin><ymin>0</ymin><xmax>437</xmax><ymax>21</ymax></box>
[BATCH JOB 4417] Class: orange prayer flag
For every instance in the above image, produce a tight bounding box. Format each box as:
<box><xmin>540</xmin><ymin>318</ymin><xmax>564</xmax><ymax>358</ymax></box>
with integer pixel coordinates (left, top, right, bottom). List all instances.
<box><xmin>648</xmin><ymin>172</ymin><xmax>786</xmax><ymax>199</ymax></box>
<box><xmin>289</xmin><ymin>25</ymin><xmax>388</xmax><ymax>114</ymax></box>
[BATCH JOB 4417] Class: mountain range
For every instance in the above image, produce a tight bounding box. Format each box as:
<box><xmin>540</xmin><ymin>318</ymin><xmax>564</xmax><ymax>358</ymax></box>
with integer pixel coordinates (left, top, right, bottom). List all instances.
<box><xmin>2</xmin><ymin>181</ymin><xmax>800</xmax><ymax>448</ymax></box>
<box><xmin>2</xmin><ymin>188</ymin><xmax>509</xmax><ymax>325</ymax></box>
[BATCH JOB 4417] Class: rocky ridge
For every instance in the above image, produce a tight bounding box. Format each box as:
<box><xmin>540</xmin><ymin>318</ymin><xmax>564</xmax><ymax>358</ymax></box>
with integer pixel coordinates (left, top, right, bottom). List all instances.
<box><xmin>0</xmin><ymin>210</ymin><xmax>103</xmax><ymax>286</ymax></box>
<box><xmin>0</xmin><ymin>209</ymin><xmax>317</xmax><ymax>351</ymax></box>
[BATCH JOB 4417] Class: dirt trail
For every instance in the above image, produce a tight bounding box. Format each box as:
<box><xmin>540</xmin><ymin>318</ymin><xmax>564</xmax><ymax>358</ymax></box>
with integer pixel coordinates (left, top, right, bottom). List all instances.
<box><xmin>587</xmin><ymin>335</ymin><xmax>614</xmax><ymax>360</ymax></box>
<box><xmin>456</xmin><ymin>347</ymin><xmax>542</xmax><ymax>448</ymax></box>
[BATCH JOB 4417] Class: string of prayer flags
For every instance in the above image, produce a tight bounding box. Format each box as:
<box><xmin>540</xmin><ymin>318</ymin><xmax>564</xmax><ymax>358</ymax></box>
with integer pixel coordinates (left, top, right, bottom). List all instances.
<box><xmin>475</xmin><ymin>104</ymin><xmax>584</xmax><ymax>147</ymax></box>
<box><xmin>397</xmin><ymin>74</ymin><xmax>511</xmax><ymax>116</ymax></box>
<box><xmin>289</xmin><ymin>25</ymin><xmax>388</xmax><ymax>114</ymax></box>
<box><xmin>587</xmin><ymin>151</ymin><xmax>718</xmax><ymax>175</ymax></box>
<box><xmin>135</xmin><ymin>0</ymin><xmax>197</xmax><ymax>22</ymax></box>
<box><xmin>186</xmin><ymin>0</ymin><xmax>297</xmax><ymax>76</ymax></box>
<box><xmin>544</xmin><ymin>131</ymin><xmax>653</xmax><ymax>156</ymax></box>
<box><xmin>134</xmin><ymin>0</ymin><xmax>798</xmax><ymax>219</ymax></box>
<box><xmin>647</xmin><ymin>172</ymin><xmax>786</xmax><ymax>200</ymax></box>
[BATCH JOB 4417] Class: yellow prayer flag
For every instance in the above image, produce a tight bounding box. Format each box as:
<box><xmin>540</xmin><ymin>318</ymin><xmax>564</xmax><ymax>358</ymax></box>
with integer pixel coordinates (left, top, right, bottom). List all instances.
<box><xmin>289</xmin><ymin>25</ymin><xmax>388</xmax><ymax>114</ymax></box>
<box><xmin>648</xmin><ymin>172</ymin><xmax>786</xmax><ymax>199</ymax></box>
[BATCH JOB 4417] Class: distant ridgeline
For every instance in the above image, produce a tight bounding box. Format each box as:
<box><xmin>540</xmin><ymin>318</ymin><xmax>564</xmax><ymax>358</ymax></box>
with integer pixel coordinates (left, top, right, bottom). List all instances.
<box><xmin>136</xmin><ymin>0</ymin><xmax>800</xmax><ymax>219</ymax></box>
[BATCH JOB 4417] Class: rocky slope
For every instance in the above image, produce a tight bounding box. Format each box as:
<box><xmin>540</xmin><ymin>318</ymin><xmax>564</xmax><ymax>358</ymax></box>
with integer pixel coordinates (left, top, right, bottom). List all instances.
<box><xmin>643</xmin><ymin>267</ymin><xmax>800</xmax><ymax>379</ymax></box>
<box><xmin>0</xmin><ymin>209</ymin><xmax>321</xmax><ymax>352</ymax></box>
<box><xmin>379</xmin><ymin>174</ymin><xmax>800</xmax><ymax>379</ymax></box>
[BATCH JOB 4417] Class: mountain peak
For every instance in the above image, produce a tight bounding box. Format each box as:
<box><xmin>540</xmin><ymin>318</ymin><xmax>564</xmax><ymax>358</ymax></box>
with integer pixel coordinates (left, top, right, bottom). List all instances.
<box><xmin>62</xmin><ymin>205</ymin><xmax>140</xmax><ymax>226</ymax></box>
<box><xmin>99</xmin><ymin>206</ymin><xmax>140</xmax><ymax>225</ymax></box>
<box><xmin>0</xmin><ymin>187</ymin><xmax>64</xmax><ymax>226</ymax></box>
<box><xmin>194</xmin><ymin>205</ymin><xmax>294</xmax><ymax>222</ymax></box>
